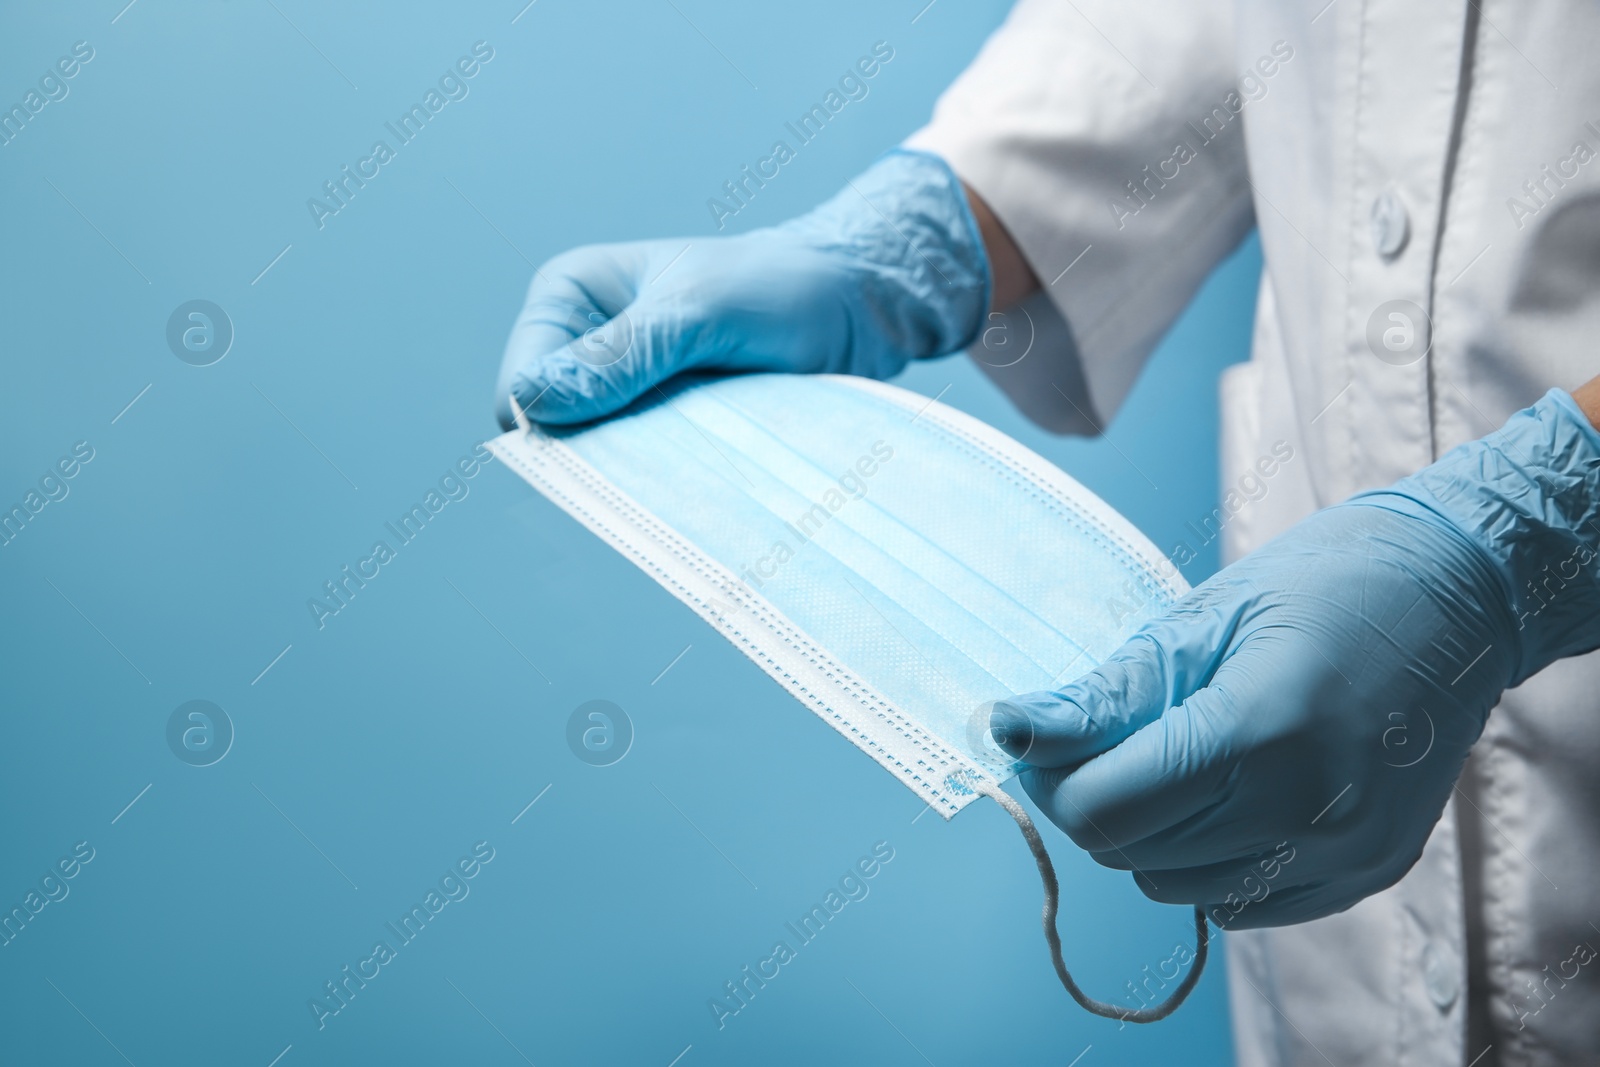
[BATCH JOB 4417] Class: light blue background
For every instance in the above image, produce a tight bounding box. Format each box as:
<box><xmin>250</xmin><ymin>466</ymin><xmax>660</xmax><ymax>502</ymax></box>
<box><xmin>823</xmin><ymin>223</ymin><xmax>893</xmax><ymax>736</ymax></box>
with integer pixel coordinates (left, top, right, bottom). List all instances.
<box><xmin>0</xmin><ymin>2</ymin><xmax>1259</xmax><ymax>1064</ymax></box>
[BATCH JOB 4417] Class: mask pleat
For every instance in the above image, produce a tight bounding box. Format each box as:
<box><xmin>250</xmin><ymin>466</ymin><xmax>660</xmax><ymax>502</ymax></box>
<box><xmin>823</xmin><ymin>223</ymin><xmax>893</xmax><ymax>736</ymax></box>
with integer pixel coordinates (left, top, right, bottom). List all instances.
<box><xmin>558</xmin><ymin>375</ymin><xmax>1177</xmax><ymax>771</ymax></box>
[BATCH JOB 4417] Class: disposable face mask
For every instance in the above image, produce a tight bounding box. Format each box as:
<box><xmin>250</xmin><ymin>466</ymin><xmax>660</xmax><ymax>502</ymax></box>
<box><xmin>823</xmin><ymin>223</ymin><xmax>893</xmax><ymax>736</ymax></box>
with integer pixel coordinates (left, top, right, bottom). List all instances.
<box><xmin>493</xmin><ymin>373</ymin><xmax>1207</xmax><ymax>1022</ymax></box>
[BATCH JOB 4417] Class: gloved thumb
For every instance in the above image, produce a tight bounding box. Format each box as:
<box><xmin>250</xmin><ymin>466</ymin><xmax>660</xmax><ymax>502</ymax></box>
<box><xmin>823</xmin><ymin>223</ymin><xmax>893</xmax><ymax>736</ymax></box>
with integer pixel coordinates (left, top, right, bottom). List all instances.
<box><xmin>990</xmin><ymin>601</ymin><xmax>1236</xmax><ymax>768</ymax></box>
<box><xmin>496</xmin><ymin>243</ymin><xmax>689</xmax><ymax>428</ymax></box>
<box><xmin>506</xmin><ymin>303</ymin><xmax>690</xmax><ymax>427</ymax></box>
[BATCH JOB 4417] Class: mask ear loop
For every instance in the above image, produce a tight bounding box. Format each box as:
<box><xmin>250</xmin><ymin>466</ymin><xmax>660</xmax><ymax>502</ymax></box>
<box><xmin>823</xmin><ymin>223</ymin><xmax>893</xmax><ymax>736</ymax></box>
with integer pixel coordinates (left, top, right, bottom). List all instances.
<box><xmin>976</xmin><ymin>781</ymin><xmax>1209</xmax><ymax>1023</ymax></box>
<box><xmin>509</xmin><ymin>381</ymin><xmax>1207</xmax><ymax>1016</ymax></box>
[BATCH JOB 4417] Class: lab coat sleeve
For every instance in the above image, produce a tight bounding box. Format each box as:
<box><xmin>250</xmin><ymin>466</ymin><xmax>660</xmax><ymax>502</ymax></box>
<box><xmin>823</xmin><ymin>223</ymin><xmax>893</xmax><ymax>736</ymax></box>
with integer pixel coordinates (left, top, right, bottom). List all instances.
<box><xmin>906</xmin><ymin>0</ymin><xmax>1255</xmax><ymax>432</ymax></box>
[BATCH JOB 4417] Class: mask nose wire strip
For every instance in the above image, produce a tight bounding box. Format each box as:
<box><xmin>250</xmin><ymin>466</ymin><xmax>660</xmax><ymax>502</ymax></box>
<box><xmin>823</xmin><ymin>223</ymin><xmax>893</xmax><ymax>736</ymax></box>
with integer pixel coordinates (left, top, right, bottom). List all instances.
<box><xmin>976</xmin><ymin>781</ymin><xmax>1209</xmax><ymax>1023</ymax></box>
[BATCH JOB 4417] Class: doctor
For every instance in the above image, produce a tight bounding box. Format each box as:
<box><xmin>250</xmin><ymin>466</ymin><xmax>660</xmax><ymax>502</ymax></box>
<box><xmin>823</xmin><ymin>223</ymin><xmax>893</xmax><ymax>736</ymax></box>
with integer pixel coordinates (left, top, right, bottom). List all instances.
<box><xmin>494</xmin><ymin>2</ymin><xmax>1600</xmax><ymax>1063</ymax></box>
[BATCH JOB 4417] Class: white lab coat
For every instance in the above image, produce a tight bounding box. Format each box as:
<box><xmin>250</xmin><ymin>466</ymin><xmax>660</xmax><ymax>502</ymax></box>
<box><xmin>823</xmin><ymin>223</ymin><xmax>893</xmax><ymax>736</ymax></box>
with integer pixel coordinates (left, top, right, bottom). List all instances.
<box><xmin>908</xmin><ymin>1</ymin><xmax>1600</xmax><ymax>1063</ymax></box>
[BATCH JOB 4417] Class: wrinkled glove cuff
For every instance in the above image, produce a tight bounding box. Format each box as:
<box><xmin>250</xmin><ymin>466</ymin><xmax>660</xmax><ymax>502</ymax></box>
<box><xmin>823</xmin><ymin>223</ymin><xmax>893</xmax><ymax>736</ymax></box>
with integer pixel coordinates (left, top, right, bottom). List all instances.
<box><xmin>781</xmin><ymin>150</ymin><xmax>990</xmax><ymax>377</ymax></box>
<box><xmin>1354</xmin><ymin>389</ymin><xmax>1600</xmax><ymax>686</ymax></box>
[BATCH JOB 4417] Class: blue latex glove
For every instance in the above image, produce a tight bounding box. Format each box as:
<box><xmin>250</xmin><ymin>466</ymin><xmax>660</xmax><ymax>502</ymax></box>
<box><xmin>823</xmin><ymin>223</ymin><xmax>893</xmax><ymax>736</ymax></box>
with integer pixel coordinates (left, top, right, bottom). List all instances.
<box><xmin>991</xmin><ymin>389</ymin><xmax>1600</xmax><ymax>929</ymax></box>
<box><xmin>492</xmin><ymin>150</ymin><xmax>988</xmax><ymax>429</ymax></box>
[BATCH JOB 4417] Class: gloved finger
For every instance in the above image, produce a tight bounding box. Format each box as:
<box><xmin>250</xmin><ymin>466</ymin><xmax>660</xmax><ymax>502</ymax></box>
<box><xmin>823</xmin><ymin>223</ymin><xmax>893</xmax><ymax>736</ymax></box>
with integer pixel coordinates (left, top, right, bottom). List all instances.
<box><xmin>507</xmin><ymin>306</ymin><xmax>689</xmax><ymax>427</ymax></box>
<box><xmin>989</xmin><ymin>593</ymin><xmax>1242</xmax><ymax>768</ymax></box>
<box><xmin>1199</xmin><ymin>862</ymin><xmax>1410</xmax><ymax>930</ymax></box>
<box><xmin>1081</xmin><ymin>822</ymin><xmax>1286</xmax><ymax>873</ymax></box>
<box><xmin>1116</xmin><ymin>846</ymin><xmax>1304</xmax><ymax>908</ymax></box>
<box><xmin>1018</xmin><ymin>650</ymin><xmax>1258</xmax><ymax>853</ymax></box>
<box><xmin>495</xmin><ymin>244</ymin><xmax>675</xmax><ymax>428</ymax></box>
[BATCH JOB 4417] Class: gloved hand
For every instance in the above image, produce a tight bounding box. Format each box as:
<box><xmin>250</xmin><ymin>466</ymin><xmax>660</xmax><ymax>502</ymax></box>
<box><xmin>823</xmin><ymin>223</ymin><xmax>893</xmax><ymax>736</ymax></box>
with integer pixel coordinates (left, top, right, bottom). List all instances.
<box><xmin>493</xmin><ymin>150</ymin><xmax>988</xmax><ymax>429</ymax></box>
<box><xmin>991</xmin><ymin>389</ymin><xmax>1600</xmax><ymax>928</ymax></box>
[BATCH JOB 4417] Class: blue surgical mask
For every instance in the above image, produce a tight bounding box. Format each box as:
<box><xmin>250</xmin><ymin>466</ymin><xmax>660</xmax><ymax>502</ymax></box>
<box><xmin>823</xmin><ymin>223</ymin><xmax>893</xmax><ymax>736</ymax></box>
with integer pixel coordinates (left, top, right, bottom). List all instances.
<box><xmin>493</xmin><ymin>372</ymin><xmax>1207</xmax><ymax>1022</ymax></box>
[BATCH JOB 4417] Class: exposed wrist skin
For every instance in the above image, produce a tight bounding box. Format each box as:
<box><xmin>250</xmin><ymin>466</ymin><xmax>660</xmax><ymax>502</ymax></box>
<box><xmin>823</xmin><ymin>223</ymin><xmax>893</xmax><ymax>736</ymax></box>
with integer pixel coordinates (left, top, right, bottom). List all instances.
<box><xmin>963</xmin><ymin>184</ymin><xmax>1040</xmax><ymax>312</ymax></box>
<box><xmin>1352</xmin><ymin>389</ymin><xmax>1600</xmax><ymax>687</ymax></box>
<box><xmin>1572</xmin><ymin>376</ymin><xmax>1600</xmax><ymax>431</ymax></box>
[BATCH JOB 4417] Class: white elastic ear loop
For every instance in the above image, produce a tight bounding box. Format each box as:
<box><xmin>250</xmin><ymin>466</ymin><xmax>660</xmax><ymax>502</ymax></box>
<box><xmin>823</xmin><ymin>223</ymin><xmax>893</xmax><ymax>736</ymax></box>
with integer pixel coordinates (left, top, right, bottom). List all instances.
<box><xmin>975</xmin><ymin>781</ymin><xmax>1208</xmax><ymax>1024</ymax></box>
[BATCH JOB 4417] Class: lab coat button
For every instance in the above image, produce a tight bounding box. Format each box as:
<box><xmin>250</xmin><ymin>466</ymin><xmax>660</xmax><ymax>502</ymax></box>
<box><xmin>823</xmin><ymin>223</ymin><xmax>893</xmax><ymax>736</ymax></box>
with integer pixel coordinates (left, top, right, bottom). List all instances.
<box><xmin>1422</xmin><ymin>941</ymin><xmax>1459</xmax><ymax>1011</ymax></box>
<box><xmin>1370</xmin><ymin>189</ymin><xmax>1410</xmax><ymax>260</ymax></box>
